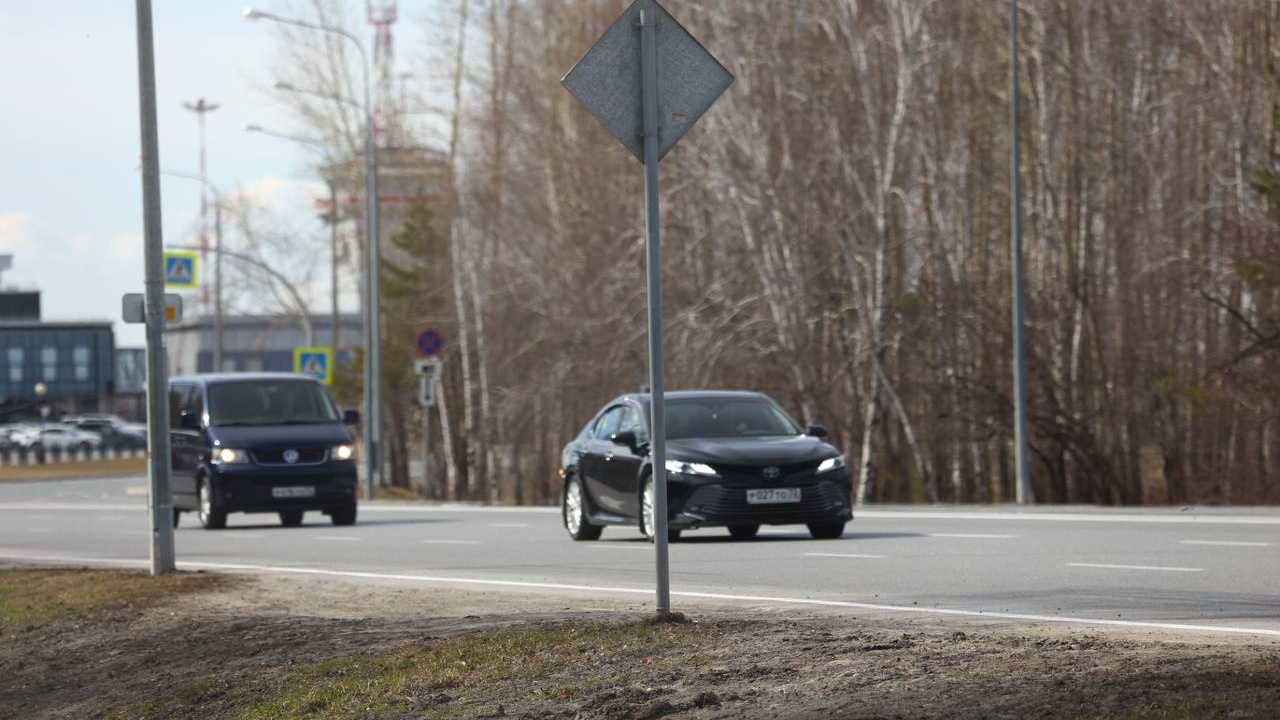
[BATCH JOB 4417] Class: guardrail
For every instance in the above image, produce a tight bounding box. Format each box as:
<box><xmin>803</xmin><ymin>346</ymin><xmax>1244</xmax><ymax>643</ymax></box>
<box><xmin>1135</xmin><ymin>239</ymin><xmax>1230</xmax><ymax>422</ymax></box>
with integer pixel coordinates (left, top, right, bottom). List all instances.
<box><xmin>0</xmin><ymin>446</ymin><xmax>148</xmax><ymax>466</ymax></box>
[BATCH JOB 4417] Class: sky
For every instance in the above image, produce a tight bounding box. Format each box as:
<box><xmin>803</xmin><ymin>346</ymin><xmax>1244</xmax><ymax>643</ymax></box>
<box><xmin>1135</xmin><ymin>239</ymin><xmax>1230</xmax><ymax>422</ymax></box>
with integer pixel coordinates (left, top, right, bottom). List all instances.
<box><xmin>0</xmin><ymin>2</ymin><xmax>399</xmax><ymax>347</ymax></box>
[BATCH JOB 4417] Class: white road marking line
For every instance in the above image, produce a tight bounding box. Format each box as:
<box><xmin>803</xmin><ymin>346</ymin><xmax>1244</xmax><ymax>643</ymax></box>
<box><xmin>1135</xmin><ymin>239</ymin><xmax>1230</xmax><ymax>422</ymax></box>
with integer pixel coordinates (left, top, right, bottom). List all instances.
<box><xmin>805</xmin><ymin>552</ymin><xmax>885</xmax><ymax>559</ymax></box>
<box><xmin>1067</xmin><ymin>562</ymin><xmax>1203</xmax><ymax>573</ymax></box>
<box><xmin>315</xmin><ymin>536</ymin><xmax>362</xmax><ymax>542</ymax></box>
<box><xmin>125</xmin><ymin>486</ymin><xmax>149</xmax><ymax>496</ymax></box>
<box><xmin>1179</xmin><ymin>540</ymin><xmax>1274</xmax><ymax>547</ymax></box>
<box><xmin>3</xmin><ymin>551</ymin><xmax>1275</xmax><ymax>638</ymax></box>
<box><xmin>490</xmin><ymin>523</ymin><xmax>528</xmax><ymax>528</ymax></box>
<box><xmin>856</xmin><ymin>510</ymin><xmax>1280</xmax><ymax>526</ymax></box>
<box><xmin>929</xmin><ymin>533</ymin><xmax>1016</xmax><ymax>539</ymax></box>
<box><xmin>421</xmin><ymin>539</ymin><xmax>483</xmax><ymax>546</ymax></box>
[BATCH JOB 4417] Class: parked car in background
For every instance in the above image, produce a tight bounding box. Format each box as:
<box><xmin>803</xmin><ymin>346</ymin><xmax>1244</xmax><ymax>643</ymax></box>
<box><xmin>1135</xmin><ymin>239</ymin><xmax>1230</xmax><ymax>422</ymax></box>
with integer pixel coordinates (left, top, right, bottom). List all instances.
<box><xmin>560</xmin><ymin>391</ymin><xmax>853</xmax><ymax>542</ymax></box>
<box><xmin>63</xmin><ymin>416</ymin><xmax>146</xmax><ymax>450</ymax></box>
<box><xmin>12</xmin><ymin>425</ymin><xmax>103</xmax><ymax>451</ymax></box>
<box><xmin>0</xmin><ymin>423</ymin><xmax>38</xmax><ymax>450</ymax></box>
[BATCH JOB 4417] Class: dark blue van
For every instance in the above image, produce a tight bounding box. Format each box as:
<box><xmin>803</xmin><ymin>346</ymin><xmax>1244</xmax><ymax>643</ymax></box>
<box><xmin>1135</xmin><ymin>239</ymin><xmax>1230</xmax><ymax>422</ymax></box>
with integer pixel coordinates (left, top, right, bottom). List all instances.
<box><xmin>168</xmin><ymin>373</ymin><xmax>360</xmax><ymax>529</ymax></box>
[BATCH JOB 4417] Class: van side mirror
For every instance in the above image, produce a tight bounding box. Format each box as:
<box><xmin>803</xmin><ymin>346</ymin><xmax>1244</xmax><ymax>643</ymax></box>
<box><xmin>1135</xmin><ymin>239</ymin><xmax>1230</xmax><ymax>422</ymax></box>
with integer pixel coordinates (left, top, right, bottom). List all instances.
<box><xmin>610</xmin><ymin>430</ymin><xmax>638</xmax><ymax>449</ymax></box>
<box><xmin>343</xmin><ymin>409</ymin><xmax>360</xmax><ymax>426</ymax></box>
<box><xmin>806</xmin><ymin>424</ymin><xmax>829</xmax><ymax>438</ymax></box>
<box><xmin>179</xmin><ymin>412</ymin><xmax>202</xmax><ymax>431</ymax></box>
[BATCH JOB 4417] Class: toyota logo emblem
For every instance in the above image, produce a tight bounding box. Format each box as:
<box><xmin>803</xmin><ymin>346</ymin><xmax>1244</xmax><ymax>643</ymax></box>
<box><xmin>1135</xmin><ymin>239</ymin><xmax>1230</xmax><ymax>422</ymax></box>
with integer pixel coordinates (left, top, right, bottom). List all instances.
<box><xmin>762</xmin><ymin>466</ymin><xmax>781</xmax><ymax>480</ymax></box>
<box><xmin>283</xmin><ymin>448</ymin><xmax>300</xmax><ymax>464</ymax></box>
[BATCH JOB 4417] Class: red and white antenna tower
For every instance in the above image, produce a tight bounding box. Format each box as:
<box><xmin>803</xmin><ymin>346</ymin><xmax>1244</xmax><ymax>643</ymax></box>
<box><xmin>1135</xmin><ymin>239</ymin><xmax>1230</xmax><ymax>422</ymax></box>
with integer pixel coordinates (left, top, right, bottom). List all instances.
<box><xmin>367</xmin><ymin>1</ymin><xmax>398</xmax><ymax>140</ymax></box>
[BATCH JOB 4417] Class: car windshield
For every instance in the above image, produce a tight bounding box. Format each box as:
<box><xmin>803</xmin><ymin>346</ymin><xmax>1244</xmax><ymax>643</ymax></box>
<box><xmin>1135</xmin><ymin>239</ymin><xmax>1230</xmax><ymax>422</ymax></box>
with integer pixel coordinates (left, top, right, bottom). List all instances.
<box><xmin>665</xmin><ymin>398</ymin><xmax>801</xmax><ymax>440</ymax></box>
<box><xmin>207</xmin><ymin>380</ymin><xmax>340</xmax><ymax>427</ymax></box>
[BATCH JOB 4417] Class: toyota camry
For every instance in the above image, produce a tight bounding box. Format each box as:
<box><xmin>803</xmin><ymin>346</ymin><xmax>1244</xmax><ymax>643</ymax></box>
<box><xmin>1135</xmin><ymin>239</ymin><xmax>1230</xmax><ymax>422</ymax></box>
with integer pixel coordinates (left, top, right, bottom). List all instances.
<box><xmin>560</xmin><ymin>391</ymin><xmax>853</xmax><ymax>542</ymax></box>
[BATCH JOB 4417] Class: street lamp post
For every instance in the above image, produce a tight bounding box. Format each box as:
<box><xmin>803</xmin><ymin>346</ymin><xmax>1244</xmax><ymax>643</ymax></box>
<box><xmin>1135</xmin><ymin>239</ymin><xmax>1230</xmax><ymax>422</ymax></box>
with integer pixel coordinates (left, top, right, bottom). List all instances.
<box><xmin>246</xmin><ymin>7</ymin><xmax>383</xmax><ymax>498</ymax></box>
<box><xmin>160</xmin><ymin>169</ymin><xmax>225</xmax><ymax>371</ymax></box>
<box><xmin>243</xmin><ymin>123</ymin><xmax>343</xmax><ymax>356</ymax></box>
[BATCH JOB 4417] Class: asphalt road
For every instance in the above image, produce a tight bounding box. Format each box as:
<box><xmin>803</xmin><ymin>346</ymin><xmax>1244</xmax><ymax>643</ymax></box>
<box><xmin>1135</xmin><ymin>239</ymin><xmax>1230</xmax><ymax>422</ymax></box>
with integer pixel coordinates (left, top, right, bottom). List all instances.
<box><xmin>1</xmin><ymin>476</ymin><xmax>1278</xmax><ymax>638</ymax></box>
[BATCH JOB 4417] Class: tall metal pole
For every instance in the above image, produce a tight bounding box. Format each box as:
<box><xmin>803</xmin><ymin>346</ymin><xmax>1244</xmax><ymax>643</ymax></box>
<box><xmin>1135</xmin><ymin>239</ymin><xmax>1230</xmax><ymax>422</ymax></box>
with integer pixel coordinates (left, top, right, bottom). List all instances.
<box><xmin>328</xmin><ymin>180</ymin><xmax>341</xmax><ymax>354</ymax></box>
<box><xmin>183</xmin><ymin>98</ymin><xmax>219</xmax><ymax>313</ymax></box>
<box><xmin>640</xmin><ymin>6</ymin><xmax>671</xmax><ymax>616</ymax></box>
<box><xmin>242</xmin><ymin>8</ymin><xmax>381</xmax><ymax>498</ymax></box>
<box><xmin>214</xmin><ymin>199</ymin><xmax>224</xmax><ymax>371</ymax></box>
<box><xmin>364</xmin><ymin>62</ymin><xmax>383</xmax><ymax>500</ymax></box>
<box><xmin>1011</xmin><ymin>0</ymin><xmax>1032</xmax><ymax>505</ymax></box>
<box><xmin>133</xmin><ymin>0</ymin><xmax>175</xmax><ymax>575</ymax></box>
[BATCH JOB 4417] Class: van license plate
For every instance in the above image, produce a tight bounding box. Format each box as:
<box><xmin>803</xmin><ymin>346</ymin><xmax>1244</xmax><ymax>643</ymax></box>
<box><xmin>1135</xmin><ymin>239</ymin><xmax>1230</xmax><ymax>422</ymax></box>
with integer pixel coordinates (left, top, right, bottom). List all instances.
<box><xmin>746</xmin><ymin>488</ymin><xmax>801</xmax><ymax>504</ymax></box>
<box><xmin>273</xmin><ymin>486</ymin><xmax>316</xmax><ymax>499</ymax></box>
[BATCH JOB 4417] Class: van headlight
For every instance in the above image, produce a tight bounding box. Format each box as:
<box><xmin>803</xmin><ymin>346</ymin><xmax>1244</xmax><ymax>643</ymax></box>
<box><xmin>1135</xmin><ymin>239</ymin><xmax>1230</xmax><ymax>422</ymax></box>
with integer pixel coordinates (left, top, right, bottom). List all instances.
<box><xmin>817</xmin><ymin>456</ymin><xmax>847</xmax><ymax>474</ymax></box>
<box><xmin>665</xmin><ymin>459</ymin><xmax>719</xmax><ymax>477</ymax></box>
<box><xmin>213</xmin><ymin>447</ymin><xmax>250</xmax><ymax>465</ymax></box>
<box><xmin>331</xmin><ymin>444</ymin><xmax>355</xmax><ymax>461</ymax></box>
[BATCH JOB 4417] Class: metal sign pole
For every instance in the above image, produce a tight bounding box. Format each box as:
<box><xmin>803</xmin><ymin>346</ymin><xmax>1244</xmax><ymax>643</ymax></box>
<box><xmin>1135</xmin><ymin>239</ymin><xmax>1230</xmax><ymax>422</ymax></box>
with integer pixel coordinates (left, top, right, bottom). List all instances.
<box><xmin>1010</xmin><ymin>0</ymin><xmax>1032</xmax><ymax>505</ymax></box>
<box><xmin>133</xmin><ymin>0</ymin><xmax>175</xmax><ymax>575</ymax></box>
<box><xmin>422</xmin><ymin>390</ymin><xmax>431</xmax><ymax>499</ymax></box>
<box><xmin>639</xmin><ymin>5</ymin><xmax>671</xmax><ymax>616</ymax></box>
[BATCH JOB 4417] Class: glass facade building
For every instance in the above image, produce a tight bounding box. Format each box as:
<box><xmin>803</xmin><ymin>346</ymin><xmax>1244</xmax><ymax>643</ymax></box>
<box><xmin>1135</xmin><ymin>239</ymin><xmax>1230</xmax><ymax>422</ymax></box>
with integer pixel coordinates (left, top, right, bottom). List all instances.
<box><xmin>0</xmin><ymin>322</ymin><xmax>114</xmax><ymax>405</ymax></box>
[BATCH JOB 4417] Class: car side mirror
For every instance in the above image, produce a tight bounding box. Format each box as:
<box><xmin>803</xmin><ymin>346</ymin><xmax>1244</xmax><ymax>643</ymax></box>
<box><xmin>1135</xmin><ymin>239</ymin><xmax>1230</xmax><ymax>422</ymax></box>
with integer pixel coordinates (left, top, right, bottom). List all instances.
<box><xmin>611</xmin><ymin>430</ymin><xmax>638</xmax><ymax>449</ymax></box>
<box><xmin>179</xmin><ymin>412</ymin><xmax>202</xmax><ymax>431</ymax></box>
<box><xmin>806</xmin><ymin>424</ymin><xmax>829</xmax><ymax>438</ymax></box>
<box><xmin>343</xmin><ymin>409</ymin><xmax>360</xmax><ymax>426</ymax></box>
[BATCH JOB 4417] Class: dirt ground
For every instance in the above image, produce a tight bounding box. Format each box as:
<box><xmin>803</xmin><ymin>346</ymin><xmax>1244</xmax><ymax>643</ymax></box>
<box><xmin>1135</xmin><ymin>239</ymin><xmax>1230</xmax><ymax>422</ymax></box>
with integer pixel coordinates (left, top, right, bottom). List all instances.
<box><xmin>1</xmin><ymin>566</ymin><xmax>1277</xmax><ymax>720</ymax></box>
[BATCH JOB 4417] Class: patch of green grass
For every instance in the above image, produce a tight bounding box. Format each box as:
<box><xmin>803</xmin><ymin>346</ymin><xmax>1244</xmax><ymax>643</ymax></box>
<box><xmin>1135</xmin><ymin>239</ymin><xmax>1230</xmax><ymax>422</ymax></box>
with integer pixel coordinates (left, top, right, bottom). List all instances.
<box><xmin>0</xmin><ymin>568</ymin><xmax>222</xmax><ymax>629</ymax></box>
<box><xmin>232</xmin><ymin>621</ymin><xmax>718</xmax><ymax>720</ymax></box>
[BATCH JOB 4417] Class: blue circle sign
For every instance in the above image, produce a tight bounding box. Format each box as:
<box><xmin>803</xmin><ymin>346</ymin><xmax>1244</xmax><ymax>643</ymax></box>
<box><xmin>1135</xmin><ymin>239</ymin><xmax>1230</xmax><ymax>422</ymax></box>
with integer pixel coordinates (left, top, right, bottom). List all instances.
<box><xmin>417</xmin><ymin>329</ymin><xmax>444</xmax><ymax>357</ymax></box>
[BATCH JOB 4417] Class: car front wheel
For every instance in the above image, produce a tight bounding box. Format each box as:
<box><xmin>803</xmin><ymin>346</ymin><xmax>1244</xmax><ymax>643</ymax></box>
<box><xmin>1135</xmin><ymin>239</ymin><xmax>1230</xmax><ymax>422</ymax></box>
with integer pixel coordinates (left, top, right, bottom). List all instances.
<box><xmin>640</xmin><ymin>475</ymin><xmax>681</xmax><ymax>543</ymax></box>
<box><xmin>197</xmin><ymin>477</ymin><xmax>227</xmax><ymax>530</ymax></box>
<box><xmin>279</xmin><ymin>510</ymin><xmax>304</xmax><ymax>527</ymax></box>
<box><xmin>728</xmin><ymin>524</ymin><xmax>760</xmax><ymax>540</ymax></box>
<box><xmin>330</xmin><ymin>502</ymin><xmax>357</xmax><ymax>526</ymax></box>
<box><xmin>562</xmin><ymin>476</ymin><xmax>603</xmax><ymax>541</ymax></box>
<box><xmin>807</xmin><ymin>521</ymin><xmax>845</xmax><ymax>540</ymax></box>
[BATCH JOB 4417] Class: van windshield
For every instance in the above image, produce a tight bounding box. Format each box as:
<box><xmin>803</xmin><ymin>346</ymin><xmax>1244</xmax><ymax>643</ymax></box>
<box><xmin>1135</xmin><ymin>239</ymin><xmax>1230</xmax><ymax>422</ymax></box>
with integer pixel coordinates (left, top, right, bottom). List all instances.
<box><xmin>207</xmin><ymin>380</ymin><xmax>340</xmax><ymax>427</ymax></box>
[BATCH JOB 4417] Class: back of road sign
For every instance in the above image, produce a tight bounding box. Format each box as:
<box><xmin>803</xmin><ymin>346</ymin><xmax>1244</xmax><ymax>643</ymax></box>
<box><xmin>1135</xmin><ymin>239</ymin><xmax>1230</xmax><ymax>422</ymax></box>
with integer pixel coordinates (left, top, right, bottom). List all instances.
<box><xmin>561</xmin><ymin>0</ymin><xmax>733</xmax><ymax>162</ymax></box>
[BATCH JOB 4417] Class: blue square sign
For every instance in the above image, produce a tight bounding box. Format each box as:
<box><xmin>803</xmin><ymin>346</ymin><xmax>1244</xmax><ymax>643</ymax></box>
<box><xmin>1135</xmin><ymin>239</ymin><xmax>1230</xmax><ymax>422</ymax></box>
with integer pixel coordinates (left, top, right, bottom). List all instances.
<box><xmin>163</xmin><ymin>251</ymin><xmax>199</xmax><ymax>288</ymax></box>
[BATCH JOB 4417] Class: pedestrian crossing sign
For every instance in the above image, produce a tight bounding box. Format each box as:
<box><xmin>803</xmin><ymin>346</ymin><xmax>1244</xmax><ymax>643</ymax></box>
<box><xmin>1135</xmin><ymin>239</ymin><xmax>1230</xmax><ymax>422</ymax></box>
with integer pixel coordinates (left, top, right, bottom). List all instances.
<box><xmin>293</xmin><ymin>346</ymin><xmax>333</xmax><ymax>385</ymax></box>
<box><xmin>163</xmin><ymin>251</ymin><xmax>199</xmax><ymax>288</ymax></box>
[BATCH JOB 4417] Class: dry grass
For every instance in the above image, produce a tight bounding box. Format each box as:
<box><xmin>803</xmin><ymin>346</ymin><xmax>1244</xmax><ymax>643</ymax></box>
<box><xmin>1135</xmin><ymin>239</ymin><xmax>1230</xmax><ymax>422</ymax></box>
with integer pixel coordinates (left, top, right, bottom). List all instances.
<box><xmin>0</xmin><ymin>456</ymin><xmax>146</xmax><ymax>482</ymax></box>
<box><xmin>0</xmin><ymin>567</ymin><xmax>221</xmax><ymax>629</ymax></box>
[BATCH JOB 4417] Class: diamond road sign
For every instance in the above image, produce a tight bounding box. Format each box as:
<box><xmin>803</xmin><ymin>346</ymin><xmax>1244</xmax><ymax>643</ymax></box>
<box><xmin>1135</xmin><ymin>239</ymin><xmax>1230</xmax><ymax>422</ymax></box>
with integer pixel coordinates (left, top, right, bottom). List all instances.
<box><xmin>561</xmin><ymin>0</ymin><xmax>732</xmax><ymax>162</ymax></box>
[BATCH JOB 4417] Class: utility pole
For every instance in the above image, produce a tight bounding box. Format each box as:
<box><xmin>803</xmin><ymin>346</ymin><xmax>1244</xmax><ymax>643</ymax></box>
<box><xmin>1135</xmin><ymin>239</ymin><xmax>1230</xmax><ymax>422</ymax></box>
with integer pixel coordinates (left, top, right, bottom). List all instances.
<box><xmin>182</xmin><ymin>97</ymin><xmax>220</xmax><ymax>317</ymax></box>
<box><xmin>133</xmin><ymin>0</ymin><xmax>175</xmax><ymax>575</ymax></box>
<box><xmin>1010</xmin><ymin>0</ymin><xmax>1032</xmax><ymax>505</ymax></box>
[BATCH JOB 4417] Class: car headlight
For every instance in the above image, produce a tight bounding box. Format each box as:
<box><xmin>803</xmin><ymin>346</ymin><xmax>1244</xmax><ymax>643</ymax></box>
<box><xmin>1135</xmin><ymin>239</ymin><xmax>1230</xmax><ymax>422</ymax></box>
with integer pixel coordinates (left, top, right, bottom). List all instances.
<box><xmin>817</xmin><ymin>455</ymin><xmax>847</xmax><ymax>474</ymax></box>
<box><xmin>212</xmin><ymin>447</ymin><xmax>250</xmax><ymax>465</ymax></box>
<box><xmin>665</xmin><ymin>459</ymin><xmax>719</xmax><ymax>477</ymax></box>
<box><xmin>331</xmin><ymin>444</ymin><xmax>355</xmax><ymax>461</ymax></box>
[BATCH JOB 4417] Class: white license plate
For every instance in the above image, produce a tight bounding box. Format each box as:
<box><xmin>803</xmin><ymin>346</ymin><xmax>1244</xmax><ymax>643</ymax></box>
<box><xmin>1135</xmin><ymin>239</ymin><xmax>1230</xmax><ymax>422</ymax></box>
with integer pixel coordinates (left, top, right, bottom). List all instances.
<box><xmin>272</xmin><ymin>486</ymin><xmax>316</xmax><ymax>499</ymax></box>
<box><xmin>746</xmin><ymin>488</ymin><xmax>801</xmax><ymax>505</ymax></box>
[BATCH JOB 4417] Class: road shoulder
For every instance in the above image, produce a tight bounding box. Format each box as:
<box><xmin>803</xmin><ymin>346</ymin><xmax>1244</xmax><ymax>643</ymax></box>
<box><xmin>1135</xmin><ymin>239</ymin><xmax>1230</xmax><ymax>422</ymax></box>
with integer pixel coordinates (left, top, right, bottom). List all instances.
<box><xmin>1</xmin><ymin>566</ymin><xmax>1277</xmax><ymax>720</ymax></box>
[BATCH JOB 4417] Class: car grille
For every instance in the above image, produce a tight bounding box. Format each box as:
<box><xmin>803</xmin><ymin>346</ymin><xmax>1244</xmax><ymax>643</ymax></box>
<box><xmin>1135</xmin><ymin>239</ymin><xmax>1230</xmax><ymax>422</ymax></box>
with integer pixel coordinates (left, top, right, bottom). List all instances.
<box><xmin>711</xmin><ymin>460</ymin><xmax>823</xmax><ymax>483</ymax></box>
<box><xmin>252</xmin><ymin>447</ymin><xmax>328</xmax><ymax>466</ymax></box>
<box><xmin>683</xmin><ymin>480</ymin><xmax>847</xmax><ymax>519</ymax></box>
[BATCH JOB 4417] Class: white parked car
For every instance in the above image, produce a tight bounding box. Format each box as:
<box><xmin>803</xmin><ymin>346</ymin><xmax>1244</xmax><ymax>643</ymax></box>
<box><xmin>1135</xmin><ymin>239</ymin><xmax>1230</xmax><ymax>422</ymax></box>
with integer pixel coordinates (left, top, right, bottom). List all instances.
<box><xmin>12</xmin><ymin>426</ymin><xmax>103</xmax><ymax>451</ymax></box>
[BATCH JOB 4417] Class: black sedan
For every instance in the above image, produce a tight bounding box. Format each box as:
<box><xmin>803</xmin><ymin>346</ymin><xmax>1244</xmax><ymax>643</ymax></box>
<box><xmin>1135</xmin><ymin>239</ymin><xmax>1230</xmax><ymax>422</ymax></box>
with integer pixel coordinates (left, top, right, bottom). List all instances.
<box><xmin>560</xmin><ymin>391</ymin><xmax>853</xmax><ymax>541</ymax></box>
